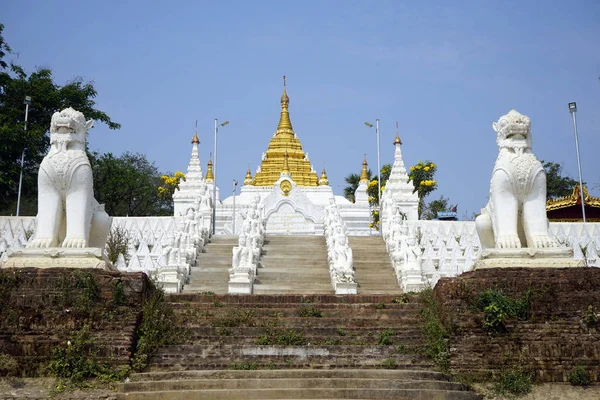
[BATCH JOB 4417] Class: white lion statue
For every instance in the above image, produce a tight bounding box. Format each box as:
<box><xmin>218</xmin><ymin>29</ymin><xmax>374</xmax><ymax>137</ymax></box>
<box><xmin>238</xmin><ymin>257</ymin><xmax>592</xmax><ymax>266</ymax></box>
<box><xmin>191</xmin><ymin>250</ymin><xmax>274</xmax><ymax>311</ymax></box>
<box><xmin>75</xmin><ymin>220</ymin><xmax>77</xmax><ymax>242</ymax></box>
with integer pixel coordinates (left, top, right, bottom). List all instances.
<box><xmin>476</xmin><ymin>109</ymin><xmax>556</xmax><ymax>249</ymax></box>
<box><xmin>27</xmin><ymin>108</ymin><xmax>110</xmax><ymax>249</ymax></box>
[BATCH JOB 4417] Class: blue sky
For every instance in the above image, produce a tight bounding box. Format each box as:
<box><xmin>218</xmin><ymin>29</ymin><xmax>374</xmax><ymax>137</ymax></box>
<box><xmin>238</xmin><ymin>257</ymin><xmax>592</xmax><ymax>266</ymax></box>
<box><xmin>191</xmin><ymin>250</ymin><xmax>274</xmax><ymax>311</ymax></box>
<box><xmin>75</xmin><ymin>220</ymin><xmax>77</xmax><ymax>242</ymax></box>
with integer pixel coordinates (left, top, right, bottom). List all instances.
<box><xmin>3</xmin><ymin>0</ymin><xmax>600</xmax><ymax>218</ymax></box>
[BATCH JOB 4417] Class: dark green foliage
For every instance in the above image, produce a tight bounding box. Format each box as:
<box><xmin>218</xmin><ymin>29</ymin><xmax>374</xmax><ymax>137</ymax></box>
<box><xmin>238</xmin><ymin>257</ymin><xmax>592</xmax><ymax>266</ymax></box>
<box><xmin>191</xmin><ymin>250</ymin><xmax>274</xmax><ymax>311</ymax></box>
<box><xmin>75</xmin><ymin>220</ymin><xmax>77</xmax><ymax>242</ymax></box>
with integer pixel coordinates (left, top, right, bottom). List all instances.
<box><xmin>0</xmin><ymin>269</ymin><xmax>22</xmax><ymax>306</ymax></box>
<box><xmin>298</xmin><ymin>305</ymin><xmax>322</xmax><ymax>318</ymax></box>
<box><xmin>542</xmin><ymin>160</ymin><xmax>578</xmax><ymax>199</ymax></box>
<box><xmin>255</xmin><ymin>329</ymin><xmax>307</xmax><ymax>345</ymax></box>
<box><xmin>581</xmin><ymin>305</ymin><xmax>599</xmax><ymax>327</ymax></box>
<box><xmin>89</xmin><ymin>152</ymin><xmax>174</xmax><ymax>216</ymax></box>
<box><xmin>0</xmin><ymin>353</ymin><xmax>18</xmax><ymax>376</ymax></box>
<box><xmin>47</xmin><ymin>325</ymin><xmax>129</xmax><ymax>391</ymax></box>
<box><xmin>421</xmin><ymin>195</ymin><xmax>454</xmax><ymax>220</ymax></box>
<box><xmin>392</xmin><ymin>294</ymin><xmax>410</xmax><ymax>304</ymax></box>
<box><xmin>110</xmin><ymin>281</ymin><xmax>127</xmax><ymax>307</ymax></box>
<box><xmin>378</xmin><ymin>329</ymin><xmax>395</xmax><ymax>345</ymax></box>
<box><xmin>106</xmin><ymin>226</ymin><xmax>130</xmax><ymax>264</ymax></box>
<box><xmin>131</xmin><ymin>284</ymin><xmax>184</xmax><ymax>371</ymax></box>
<box><xmin>475</xmin><ymin>289</ymin><xmax>531</xmax><ymax>332</ymax></box>
<box><xmin>47</xmin><ymin>325</ymin><xmax>99</xmax><ymax>383</ymax></box>
<box><xmin>229</xmin><ymin>362</ymin><xmax>257</xmax><ymax>370</ymax></box>
<box><xmin>211</xmin><ymin>309</ymin><xmax>255</xmax><ymax>328</ymax></box>
<box><xmin>419</xmin><ymin>288</ymin><xmax>450</xmax><ymax>371</ymax></box>
<box><xmin>343</xmin><ymin>169</ymin><xmax>372</xmax><ymax>203</ymax></box>
<box><xmin>58</xmin><ymin>271</ymin><xmax>101</xmax><ymax>316</ymax></box>
<box><xmin>568</xmin><ymin>365</ymin><xmax>591</xmax><ymax>386</ymax></box>
<box><xmin>493</xmin><ymin>367</ymin><xmax>532</xmax><ymax>396</ymax></box>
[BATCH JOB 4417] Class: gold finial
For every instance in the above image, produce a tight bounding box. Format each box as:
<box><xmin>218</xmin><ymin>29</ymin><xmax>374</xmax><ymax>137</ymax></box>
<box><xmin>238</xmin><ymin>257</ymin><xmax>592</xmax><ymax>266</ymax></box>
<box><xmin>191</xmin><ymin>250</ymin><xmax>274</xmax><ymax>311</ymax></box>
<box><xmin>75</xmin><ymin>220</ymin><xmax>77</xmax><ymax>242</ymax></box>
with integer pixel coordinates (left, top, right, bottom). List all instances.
<box><xmin>393</xmin><ymin>121</ymin><xmax>402</xmax><ymax>145</ymax></box>
<box><xmin>205</xmin><ymin>158</ymin><xmax>214</xmax><ymax>182</ymax></box>
<box><xmin>192</xmin><ymin>120</ymin><xmax>200</xmax><ymax>144</ymax></box>
<box><xmin>319</xmin><ymin>168</ymin><xmax>329</xmax><ymax>186</ymax></box>
<box><xmin>359</xmin><ymin>154</ymin><xmax>369</xmax><ymax>183</ymax></box>
<box><xmin>282</xmin><ymin>149</ymin><xmax>290</xmax><ymax>174</ymax></box>
<box><xmin>244</xmin><ymin>168</ymin><xmax>254</xmax><ymax>185</ymax></box>
<box><xmin>277</xmin><ymin>75</ymin><xmax>292</xmax><ymax>132</ymax></box>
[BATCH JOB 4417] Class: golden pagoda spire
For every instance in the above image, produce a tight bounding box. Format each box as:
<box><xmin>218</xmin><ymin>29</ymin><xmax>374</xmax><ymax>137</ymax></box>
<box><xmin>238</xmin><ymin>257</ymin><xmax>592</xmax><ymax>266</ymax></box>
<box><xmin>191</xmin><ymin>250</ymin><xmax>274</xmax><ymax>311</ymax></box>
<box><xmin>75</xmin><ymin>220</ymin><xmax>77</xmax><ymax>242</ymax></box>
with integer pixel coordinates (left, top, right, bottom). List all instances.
<box><xmin>277</xmin><ymin>75</ymin><xmax>293</xmax><ymax>134</ymax></box>
<box><xmin>319</xmin><ymin>168</ymin><xmax>329</xmax><ymax>186</ymax></box>
<box><xmin>252</xmin><ymin>77</ymin><xmax>319</xmax><ymax>186</ymax></box>
<box><xmin>244</xmin><ymin>168</ymin><xmax>254</xmax><ymax>185</ymax></box>
<box><xmin>205</xmin><ymin>157</ymin><xmax>214</xmax><ymax>182</ymax></box>
<box><xmin>393</xmin><ymin>121</ymin><xmax>402</xmax><ymax>145</ymax></box>
<box><xmin>192</xmin><ymin>120</ymin><xmax>200</xmax><ymax>144</ymax></box>
<box><xmin>282</xmin><ymin>149</ymin><xmax>290</xmax><ymax>175</ymax></box>
<box><xmin>359</xmin><ymin>154</ymin><xmax>369</xmax><ymax>183</ymax></box>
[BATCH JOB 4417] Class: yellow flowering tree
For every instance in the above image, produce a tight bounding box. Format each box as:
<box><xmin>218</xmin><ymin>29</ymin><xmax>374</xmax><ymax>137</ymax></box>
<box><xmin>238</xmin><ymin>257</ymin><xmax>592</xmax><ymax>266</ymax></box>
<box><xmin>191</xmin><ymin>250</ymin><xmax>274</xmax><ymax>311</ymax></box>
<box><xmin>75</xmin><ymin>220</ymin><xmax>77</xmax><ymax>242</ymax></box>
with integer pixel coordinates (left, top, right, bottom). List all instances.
<box><xmin>158</xmin><ymin>171</ymin><xmax>186</xmax><ymax>201</ymax></box>
<box><xmin>408</xmin><ymin>160</ymin><xmax>438</xmax><ymax>218</ymax></box>
<box><xmin>366</xmin><ymin>164</ymin><xmax>391</xmax><ymax>230</ymax></box>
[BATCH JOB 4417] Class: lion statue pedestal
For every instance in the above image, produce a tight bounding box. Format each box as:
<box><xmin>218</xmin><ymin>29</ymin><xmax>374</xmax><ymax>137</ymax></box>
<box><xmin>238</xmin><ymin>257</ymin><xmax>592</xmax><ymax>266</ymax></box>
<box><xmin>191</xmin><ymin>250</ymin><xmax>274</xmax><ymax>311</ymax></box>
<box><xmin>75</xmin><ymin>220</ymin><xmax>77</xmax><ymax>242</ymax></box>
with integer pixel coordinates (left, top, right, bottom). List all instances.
<box><xmin>474</xmin><ymin>109</ymin><xmax>581</xmax><ymax>269</ymax></box>
<box><xmin>4</xmin><ymin>108</ymin><xmax>112</xmax><ymax>270</ymax></box>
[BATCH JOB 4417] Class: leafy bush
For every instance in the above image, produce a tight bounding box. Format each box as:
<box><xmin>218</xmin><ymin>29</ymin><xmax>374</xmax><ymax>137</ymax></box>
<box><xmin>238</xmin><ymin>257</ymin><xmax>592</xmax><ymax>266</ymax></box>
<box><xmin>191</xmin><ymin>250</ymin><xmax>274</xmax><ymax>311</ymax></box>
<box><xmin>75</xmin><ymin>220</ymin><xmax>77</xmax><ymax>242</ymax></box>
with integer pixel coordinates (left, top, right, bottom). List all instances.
<box><xmin>378</xmin><ymin>329</ymin><xmax>395</xmax><ymax>345</ymax></box>
<box><xmin>298</xmin><ymin>306</ymin><xmax>322</xmax><ymax>318</ymax></box>
<box><xmin>419</xmin><ymin>288</ymin><xmax>450</xmax><ymax>371</ymax></box>
<box><xmin>0</xmin><ymin>353</ymin><xmax>18</xmax><ymax>376</ymax></box>
<box><xmin>493</xmin><ymin>367</ymin><xmax>532</xmax><ymax>396</ymax></box>
<box><xmin>105</xmin><ymin>226</ymin><xmax>130</xmax><ymax>264</ymax></box>
<box><xmin>211</xmin><ymin>310</ymin><xmax>255</xmax><ymax>328</ymax></box>
<box><xmin>476</xmin><ymin>289</ymin><xmax>531</xmax><ymax>332</ymax></box>
<box><xmin>131</xmin><ymin>283</ymin><xmax>185</xmax><ymax>371</ymax></box>
<box><xmin>47</xmin><ymin>324</ymin><xmax>127</xmax><ymax>387</ymax></box>
<box><xmin>110</xmin><ymin>281</ymin><xmax>127</xmax><ymax>307</ymax></box>
<box><xmin>392</xmin><ymin>294</ymin><xmax>410</xmax><ymax>304</ymax></box>
<box><xmin>255</xmin><ymin>329</ymin><xmax>306</xmax><ymax>345</ymax></box>
<box><xmin>581</xmin><ymin>305</ymin><xmax>599</xmax><ymax>328</ymax></box>
<box><xmin>568</xmin><ymin>365</ymin><xmax>591</xmax><ymax>386</ymax></box>
<box><xmin>229</xmin><ymin>362</ymin><xmax>257</xmax><ymax>370</ymax></box>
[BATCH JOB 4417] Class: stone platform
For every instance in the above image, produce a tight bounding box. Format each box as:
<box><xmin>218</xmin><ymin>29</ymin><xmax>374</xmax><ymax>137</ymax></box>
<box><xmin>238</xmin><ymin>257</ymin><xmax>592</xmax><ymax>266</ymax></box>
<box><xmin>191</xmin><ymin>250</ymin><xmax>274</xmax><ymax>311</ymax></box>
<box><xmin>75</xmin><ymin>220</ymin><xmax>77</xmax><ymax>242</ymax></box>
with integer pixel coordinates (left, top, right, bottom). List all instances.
<box><xmin>2</xmin><ymin>247</ymin><xmax>112</xmax><ymax>270</ymax></box>
<box><xmin>473</xmin><ymin>247</ymin><xmax>582</xmax><ymax>269</ymax></box>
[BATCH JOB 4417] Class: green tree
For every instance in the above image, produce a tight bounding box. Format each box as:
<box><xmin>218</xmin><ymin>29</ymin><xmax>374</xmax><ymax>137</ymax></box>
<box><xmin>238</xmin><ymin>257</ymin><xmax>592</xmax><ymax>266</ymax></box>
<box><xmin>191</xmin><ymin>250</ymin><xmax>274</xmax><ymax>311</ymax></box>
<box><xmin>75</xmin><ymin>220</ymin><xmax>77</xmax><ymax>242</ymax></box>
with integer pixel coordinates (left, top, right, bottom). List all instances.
<box><xmin>408</xmin><ymin>160</ymin><xmax>438</xmax><ymax>218</ymax></box>
<box><xmin>542</xmin><ymin>161</ymin><xmax>578</xmax><ymax>199</ymax></box>
<box><xmin>421</xmin><ymin>195</ymin><xmax>453</xmax><ymax>220</ymax></box>
<box><xmin>90</xmin><ymin>152</ymin><xmax>173</xmax><ymax>216</ymax></box>
<box><xmin>0</xmin><ymin>24</ymin><xmax>120</xmax><ymax>215</ymax></box>
<box><xmin>343</xmin><ymin>169</ymin><xmax>372</xmax><ymax>203</ymax></box>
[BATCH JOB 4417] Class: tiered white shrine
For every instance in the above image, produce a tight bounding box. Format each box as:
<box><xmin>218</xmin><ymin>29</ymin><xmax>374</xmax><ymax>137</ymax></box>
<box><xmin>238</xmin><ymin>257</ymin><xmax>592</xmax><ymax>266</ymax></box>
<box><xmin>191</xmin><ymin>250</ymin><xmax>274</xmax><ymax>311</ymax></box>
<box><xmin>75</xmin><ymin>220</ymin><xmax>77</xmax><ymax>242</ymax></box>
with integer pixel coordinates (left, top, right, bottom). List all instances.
<box><xmin>174</xmin><ymin>79</ymin><xmax>421</xmax><ymax>236</ymax></box>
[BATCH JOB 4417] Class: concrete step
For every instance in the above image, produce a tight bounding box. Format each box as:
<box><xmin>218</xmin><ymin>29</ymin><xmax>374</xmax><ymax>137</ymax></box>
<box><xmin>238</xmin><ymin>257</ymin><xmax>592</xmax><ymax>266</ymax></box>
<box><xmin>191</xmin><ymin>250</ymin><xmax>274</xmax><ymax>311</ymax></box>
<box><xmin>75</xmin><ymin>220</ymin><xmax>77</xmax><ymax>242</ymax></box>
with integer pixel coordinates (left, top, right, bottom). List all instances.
<box><xmin>119</xmin><ymin>369</ymin><xmax>480</xmax><ymax>400</ymax></box>
<box><xmin>122</xmin><ymin>378</ymin><xmax>466</xmax><ymax>392</ymax></box>
<box><xmin>118</xmin><ymin>388</ymin><xmax>480</xmax><ymax>400</ymax></box>
<box><xmin>128</xmin><ymin>369</ymin><xmax>450</xmax><ymax>382</ymax></box>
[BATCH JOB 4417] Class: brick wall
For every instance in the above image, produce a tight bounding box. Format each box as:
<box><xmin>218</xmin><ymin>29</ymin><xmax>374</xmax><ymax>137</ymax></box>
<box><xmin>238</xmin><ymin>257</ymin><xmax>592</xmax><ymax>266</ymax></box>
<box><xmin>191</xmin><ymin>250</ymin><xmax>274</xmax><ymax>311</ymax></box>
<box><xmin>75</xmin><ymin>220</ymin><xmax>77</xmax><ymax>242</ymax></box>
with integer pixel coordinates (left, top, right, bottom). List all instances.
<box><xmin>0</xmin><ymin>268</ymin><xmax>149</xmax><ymax>376</ymax></box>
<box><xmin>434</xmin><ymin>267</ymin><xmax>600</xmax><ymax>382</ymax></box>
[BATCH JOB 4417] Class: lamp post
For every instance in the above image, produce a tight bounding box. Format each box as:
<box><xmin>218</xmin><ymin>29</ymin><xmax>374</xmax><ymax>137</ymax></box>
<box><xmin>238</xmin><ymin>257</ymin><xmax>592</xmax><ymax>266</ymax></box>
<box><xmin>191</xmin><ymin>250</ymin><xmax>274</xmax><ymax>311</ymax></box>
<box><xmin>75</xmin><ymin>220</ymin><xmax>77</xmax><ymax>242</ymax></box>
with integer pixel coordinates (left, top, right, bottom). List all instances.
<box><xmin>212</xmin><ymin>119</ymin><xmax>229</xmax><ymax>234</ymax></box>
<box><xmin>232</xmin><ymin>179</ymin><xmax>238</xmax><ymax>234</ymax></box>
<box><xmin>16</xmin><ymin>96</ymin><xmax>32</xmax><ymax>217</ymax></box>
<box><xmin>364</xmin><ymin>119</ymin><xmax>381</xmax><ymax>207</ymax></box>
<box><xmin>568</xmin><ymin>102</ymin><xmax>586</xmax><ymax>223</ymax></box>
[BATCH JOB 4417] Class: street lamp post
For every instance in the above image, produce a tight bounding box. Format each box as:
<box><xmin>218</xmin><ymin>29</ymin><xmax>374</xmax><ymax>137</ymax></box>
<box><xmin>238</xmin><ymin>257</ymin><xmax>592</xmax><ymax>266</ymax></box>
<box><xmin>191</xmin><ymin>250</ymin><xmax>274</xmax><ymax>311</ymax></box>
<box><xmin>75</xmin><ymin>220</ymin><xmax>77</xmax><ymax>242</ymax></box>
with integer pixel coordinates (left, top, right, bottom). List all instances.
<box><xmin>16</xmin><ymin>96</ymin><xmax>32</xmax><ymax>217</ymax></box>
<box><xmin>212</xmin><ymin>119</ymin><xmax>229</xmax><ymax>235</ymax></box>
<box><xmin>568</xmin><ymin>102</ymin><xmax>586</xmax><ymax>223</ymax></box>
<box><xmin>364</xmin><ymin>119</ymin><xmax>381</xmax><ymax>208</ymax></box>
<box><xmin>232</xmin><ymin>180</ymin><xmax>238</xmax><ymax>234</ymax></box>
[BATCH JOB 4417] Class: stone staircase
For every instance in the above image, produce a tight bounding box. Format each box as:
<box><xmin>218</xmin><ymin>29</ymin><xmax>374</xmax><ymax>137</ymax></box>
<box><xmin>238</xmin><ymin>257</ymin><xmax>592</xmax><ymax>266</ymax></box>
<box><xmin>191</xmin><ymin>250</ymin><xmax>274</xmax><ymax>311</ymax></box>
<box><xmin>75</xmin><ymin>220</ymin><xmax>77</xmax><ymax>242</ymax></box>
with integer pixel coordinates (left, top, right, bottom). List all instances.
<box><xmin>118</xmin><ymin>294</ymin><xmax>481</xmax><ymax>399</ymax></box>
<box><xmin>185</xmin><ymin>235</ymin><xmax>238</xmax><ymax>294</ymax></box>
<box><xmin>253</xmin><ymin>235</ymin><xmax>333</xmax><ymax>294</ymax></box>
<box><xmin>348</xmin><ymin>236</ymin><xmax>401</xmax><ymax>294</ymax></box>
